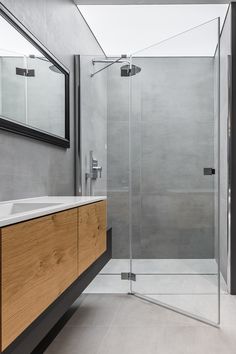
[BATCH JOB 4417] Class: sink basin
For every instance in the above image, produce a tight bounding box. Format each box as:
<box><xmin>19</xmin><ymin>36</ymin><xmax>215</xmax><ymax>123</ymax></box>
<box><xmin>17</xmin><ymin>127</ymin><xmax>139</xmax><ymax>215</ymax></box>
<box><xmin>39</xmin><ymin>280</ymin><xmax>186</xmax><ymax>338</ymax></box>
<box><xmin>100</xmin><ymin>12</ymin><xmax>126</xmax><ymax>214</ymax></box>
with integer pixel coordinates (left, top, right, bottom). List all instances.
<box><xmin>0</xmin><ymin>202</ymin><xmax>62</xmax><ymax>218</ymax></box>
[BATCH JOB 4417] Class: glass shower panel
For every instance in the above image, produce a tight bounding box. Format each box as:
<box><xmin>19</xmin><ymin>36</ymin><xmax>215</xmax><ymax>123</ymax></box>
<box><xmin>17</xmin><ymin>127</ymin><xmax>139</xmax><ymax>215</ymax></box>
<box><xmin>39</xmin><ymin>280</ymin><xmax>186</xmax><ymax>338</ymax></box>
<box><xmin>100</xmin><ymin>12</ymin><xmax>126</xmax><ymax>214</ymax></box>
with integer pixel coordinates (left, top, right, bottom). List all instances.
<box><xmin>102</xmin><ymin>58</ymin><xmax>131</xmax><ymax>292</ymax></box>
<box><xmin>129</xmin><ymin>18</ymin><xmax>221</xmax><ymax>324</ymax></box>
<box><xmin>79</xmin><ymin>54</ymin><xmax>108</xmax><ymax>198</ymax></box>
<box><xmin>79</xmin><ymin>54</ymin><xmax>131</xmax><ymax>294</ymax></box>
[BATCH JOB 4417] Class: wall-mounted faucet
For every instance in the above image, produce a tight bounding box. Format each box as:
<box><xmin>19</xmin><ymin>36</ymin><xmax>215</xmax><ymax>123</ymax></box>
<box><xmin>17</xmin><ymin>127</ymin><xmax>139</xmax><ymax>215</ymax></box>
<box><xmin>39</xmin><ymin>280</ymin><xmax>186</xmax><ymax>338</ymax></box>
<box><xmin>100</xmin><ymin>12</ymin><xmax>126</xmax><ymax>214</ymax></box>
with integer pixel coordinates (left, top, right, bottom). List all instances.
<box><xmin>86</xmin><ymin>150</ymin><xmax>102</xmax><ymax>180</ymax></box>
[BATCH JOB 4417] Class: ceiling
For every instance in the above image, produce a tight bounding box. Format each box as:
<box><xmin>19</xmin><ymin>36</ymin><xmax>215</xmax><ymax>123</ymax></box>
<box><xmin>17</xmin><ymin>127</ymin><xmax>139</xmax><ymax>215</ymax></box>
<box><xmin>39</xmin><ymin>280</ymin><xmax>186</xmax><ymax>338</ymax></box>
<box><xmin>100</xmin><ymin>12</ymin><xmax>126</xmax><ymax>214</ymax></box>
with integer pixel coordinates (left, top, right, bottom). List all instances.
<box><xmin>78</xmin><ymin>4</ymin><xmax>229</xmax><ymax>56</ymax></box>
<box><xmin>75</xmin><ymin>0</ymin><xmax>229</xmax><ymax>4</ymax></box>
<box><xmin>0</xmin><ymin>14</ymin><xmax>41</xmax><ymax>57</ymax></box>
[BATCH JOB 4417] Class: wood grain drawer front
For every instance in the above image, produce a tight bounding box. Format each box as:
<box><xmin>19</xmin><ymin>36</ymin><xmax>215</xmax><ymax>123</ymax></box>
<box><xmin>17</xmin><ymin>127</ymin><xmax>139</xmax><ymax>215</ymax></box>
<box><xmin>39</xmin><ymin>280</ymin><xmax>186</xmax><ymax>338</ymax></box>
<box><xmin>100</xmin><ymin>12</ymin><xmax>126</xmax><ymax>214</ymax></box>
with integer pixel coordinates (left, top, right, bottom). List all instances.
<box><xmin>94</xmin><ymin>201</ymin><xmax>107</xmax><ymax>260</ymax></box>
<box><xmin>78</xmin><ymin>201</ymin><xmax>107</xmax><ymax>276</ymax></box>
<box><xmin>1</xmin><ymin>209</ymin><xmax>78</xmax><ymax>351</ymax></box>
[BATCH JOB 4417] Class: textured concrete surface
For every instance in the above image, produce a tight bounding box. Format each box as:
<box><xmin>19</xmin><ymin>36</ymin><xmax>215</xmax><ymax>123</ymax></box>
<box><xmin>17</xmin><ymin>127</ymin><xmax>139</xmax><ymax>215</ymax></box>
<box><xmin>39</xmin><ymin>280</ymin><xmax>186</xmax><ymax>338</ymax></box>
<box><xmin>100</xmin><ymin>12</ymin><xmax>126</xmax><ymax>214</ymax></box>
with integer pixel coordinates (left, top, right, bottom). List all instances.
<box><xmin>80</xmin><ymin>55</ymin><xmax>107</xmax><ymax>197</ymax></box>
<box><xmin>218</xmin><ymin>7</ymin><xmax>230</xmax><ymax>282</ymax></box>
<box><xmin>0</xmin><ymin>0</ymin><xmax>104</xmax><ymax>201</ymax></box>
<box><xmin>107</xmin><ymin>57</ymin><xmax>215</xmax><ymax>259</ymax></box>
<box><xmin>45</xmin><ymin>293</ymin><xmax>236</xmax><ymax>354</ymax></box>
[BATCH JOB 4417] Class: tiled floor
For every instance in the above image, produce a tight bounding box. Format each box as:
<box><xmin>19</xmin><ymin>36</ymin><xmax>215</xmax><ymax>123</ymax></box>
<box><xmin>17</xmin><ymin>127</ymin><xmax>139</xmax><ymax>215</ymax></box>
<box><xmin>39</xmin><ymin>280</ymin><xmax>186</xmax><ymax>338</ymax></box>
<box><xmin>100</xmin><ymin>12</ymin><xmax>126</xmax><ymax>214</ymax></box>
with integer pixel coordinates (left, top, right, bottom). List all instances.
<box><xmin>85</xmin><ymin>259</ymin><xmax>227</xmax><ymax>295</ymax></box>
<box><xmin>44</xmin><ymin>293</ymin><xmax>236</xmax><ymax>354</ymax></box>
<box><xmin>44</xmin><ymin>259</ymin><xmax>232</xmax><ymax>353</ymax></box>
<box><xmin>100</xmin><ymin>259</ymin><xmax>218</xmax><ymax>274</ymax></box>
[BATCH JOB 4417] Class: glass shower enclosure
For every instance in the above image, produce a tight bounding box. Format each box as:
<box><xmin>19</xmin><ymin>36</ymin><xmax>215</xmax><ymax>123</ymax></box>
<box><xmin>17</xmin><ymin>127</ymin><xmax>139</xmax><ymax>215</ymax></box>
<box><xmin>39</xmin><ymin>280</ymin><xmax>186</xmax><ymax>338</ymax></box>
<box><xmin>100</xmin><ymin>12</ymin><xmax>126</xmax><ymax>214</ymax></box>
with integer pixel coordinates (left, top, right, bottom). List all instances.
<box><xmin>79</xmin><ymin>16</ymin><xmax>223</xmax><ymax>327</ymax></box>
<box><xmin>128</xmin><ymin>18</ymin><xmax>221</xmax><ymax>325</ymax></box>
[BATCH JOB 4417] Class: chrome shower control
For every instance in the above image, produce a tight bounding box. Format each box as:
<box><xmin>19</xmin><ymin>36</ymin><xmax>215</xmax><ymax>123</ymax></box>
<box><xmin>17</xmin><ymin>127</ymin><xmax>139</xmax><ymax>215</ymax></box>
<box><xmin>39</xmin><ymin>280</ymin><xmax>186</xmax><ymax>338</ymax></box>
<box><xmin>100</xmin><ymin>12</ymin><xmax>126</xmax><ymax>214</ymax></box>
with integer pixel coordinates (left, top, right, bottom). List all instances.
<box><xmin>86</xmin><ymin>150</ymin><xmax>102</xmax><ymax>180</ymax></box>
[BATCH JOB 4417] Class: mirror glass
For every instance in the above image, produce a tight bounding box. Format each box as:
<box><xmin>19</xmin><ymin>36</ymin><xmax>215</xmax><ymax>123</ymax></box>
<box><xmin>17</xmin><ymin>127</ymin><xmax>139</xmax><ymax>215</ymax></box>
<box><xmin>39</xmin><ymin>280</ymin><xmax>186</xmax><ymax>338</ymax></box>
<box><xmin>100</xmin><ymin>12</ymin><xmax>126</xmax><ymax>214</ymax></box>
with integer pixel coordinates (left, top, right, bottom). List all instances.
<box><xmin>0</xmin><ymin>8</ymin><xmax>69</xmax><ymax>146</ymax></box>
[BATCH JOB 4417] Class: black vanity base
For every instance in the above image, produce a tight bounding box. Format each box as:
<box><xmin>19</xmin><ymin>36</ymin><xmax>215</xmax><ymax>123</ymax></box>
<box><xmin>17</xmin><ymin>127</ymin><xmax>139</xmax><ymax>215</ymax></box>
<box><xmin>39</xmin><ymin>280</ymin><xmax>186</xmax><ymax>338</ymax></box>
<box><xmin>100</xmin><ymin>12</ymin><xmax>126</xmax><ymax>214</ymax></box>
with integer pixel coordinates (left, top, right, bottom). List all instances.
<box><xmin>2</xmin><ymin>229</ymin><xmax>112</xmax><ymax>354</ymax></box>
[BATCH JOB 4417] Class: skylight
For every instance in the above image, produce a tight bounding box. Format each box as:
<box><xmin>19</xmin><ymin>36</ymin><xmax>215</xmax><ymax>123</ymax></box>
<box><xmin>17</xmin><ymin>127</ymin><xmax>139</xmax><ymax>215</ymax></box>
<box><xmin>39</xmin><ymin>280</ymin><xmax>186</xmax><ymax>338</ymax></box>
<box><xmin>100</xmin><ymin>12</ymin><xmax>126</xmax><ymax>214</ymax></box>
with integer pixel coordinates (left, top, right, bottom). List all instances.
<box><xmin>78</xmin><ymin>4</ymin><xmax>229</xmax><ymax>56</ymax></box>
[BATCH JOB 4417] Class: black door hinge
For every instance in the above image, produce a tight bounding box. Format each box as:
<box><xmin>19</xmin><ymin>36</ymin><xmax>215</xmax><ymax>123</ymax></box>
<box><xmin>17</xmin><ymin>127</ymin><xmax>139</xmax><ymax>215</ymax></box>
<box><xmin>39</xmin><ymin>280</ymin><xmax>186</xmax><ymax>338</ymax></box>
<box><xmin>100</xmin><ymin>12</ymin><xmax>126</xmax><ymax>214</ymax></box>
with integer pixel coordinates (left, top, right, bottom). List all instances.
<box><xmin>16</xmin><ymin>67</ymin><xmax>35</xmax><ymax>77</ymax></box>
<box><xmin>121</xmin><ymin>272</ymin><xmax>136</xmax><ymax>281</ymax></box>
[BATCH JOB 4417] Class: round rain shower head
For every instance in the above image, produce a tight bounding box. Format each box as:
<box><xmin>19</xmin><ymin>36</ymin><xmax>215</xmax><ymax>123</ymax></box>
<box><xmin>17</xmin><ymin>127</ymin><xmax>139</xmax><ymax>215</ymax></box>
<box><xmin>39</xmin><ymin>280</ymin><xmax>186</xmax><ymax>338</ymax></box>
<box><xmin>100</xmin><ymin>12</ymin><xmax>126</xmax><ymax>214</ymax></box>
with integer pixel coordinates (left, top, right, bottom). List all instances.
<box><xmin>29</xmin><ymin>55</ymin><xmax>62</xmax><ymax>74</ymax></box>
<box><xmin>49</xmin><ymin>64</ymin><xmax>62</xmax><ymax>74</ymax></box>
<box><xmin>120</xmin><ymin>64</ymin><xmax>141</xmax><ymax>77</ymax></box>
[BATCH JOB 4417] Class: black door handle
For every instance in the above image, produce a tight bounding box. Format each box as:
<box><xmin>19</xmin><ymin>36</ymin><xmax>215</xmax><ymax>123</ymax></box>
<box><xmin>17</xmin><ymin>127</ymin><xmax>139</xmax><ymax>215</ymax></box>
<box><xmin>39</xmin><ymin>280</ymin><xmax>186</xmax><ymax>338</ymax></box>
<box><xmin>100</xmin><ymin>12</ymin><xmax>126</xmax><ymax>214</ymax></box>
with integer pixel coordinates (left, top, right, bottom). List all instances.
<box><xmin>203</xmin><ymin>168</ymin><xmax>215</xmax><ymax>175</ymax></box>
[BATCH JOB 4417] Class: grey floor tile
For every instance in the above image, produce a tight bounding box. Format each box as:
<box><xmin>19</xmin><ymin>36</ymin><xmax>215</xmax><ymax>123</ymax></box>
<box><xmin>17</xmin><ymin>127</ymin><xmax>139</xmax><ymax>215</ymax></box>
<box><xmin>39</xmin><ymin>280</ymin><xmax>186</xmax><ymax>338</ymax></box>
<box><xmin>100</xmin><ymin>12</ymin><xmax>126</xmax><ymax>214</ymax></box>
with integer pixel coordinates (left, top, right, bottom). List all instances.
<box><xmin>44</xmin><ymin>294</ymin><xmax>236</xmax><ymax>354</ymax></box>
<box><xmin>44</xmin><ymin>326</ymin><xmax>109</xmax><ymax>354</ymax></box>
<box><xmin>100</xmin><ymin>259</ymin><xmax>217</xmax><ymax>275</ymax></box>
<box><xmin>220</xmin><ymin>295</ymin><xmax>236</xmax><ymax>326</ymax></box>
<box><xmin>87</xmin><ymin>259</ymin><xmax>227</xmax><ymax>295</ymax></box>
<box><xmin>132</xmin><ymin>274</ymin><xmax>221</xmax><ymax>294</ymax></box>
<box><xmin>154</xmin><ymin>325</ymin><xmax>236</xmax><ymax>354</ymax></box>
<box><xmin>79</xmin><ymin>293</ymin><xmax>126</xmax><ymax>308</ymax></box>
<box><xmin>148</xmin><ymin>294</ymin><xmax>219</xmax><ymax>324</ymax></box>
<box><xmin>66</xmin><ymin>294</ymin><xmax>124</xmax><ymax>327</ymax></box>
<box><xmin>84</xmin><ymin>274</ymin><xmax>130</xmax><ymax>293</ymax></box>
<box><xmin>97</xmin><ymin>326</ymin><xmax>159</xmax><ymax>354</ymax></box>
<box><xmin>111</xmin><ymin>295</ymin><xmax>199</xmax><ymax>327</ymax></box>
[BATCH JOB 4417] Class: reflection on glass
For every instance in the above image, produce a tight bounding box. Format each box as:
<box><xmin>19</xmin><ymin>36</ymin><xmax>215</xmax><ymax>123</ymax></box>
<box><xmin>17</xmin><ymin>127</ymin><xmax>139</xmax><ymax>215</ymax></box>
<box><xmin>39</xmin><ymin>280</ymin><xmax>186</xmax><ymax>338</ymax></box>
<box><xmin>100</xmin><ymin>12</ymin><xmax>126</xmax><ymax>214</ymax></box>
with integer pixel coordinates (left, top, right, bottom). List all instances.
<box><xmin>26</xmin><ymin>56</ymin><xmax>65</xmax><ymax>137</ymax></box>
<box><xmin>0</xmin><ymin>55</ymin><xmax>27</xmax><ymax>124</ymax></box>
<box><xmin>0</xmin><ymin>11</ymin><xmax>66</xmax><ymax>139</ymax></box>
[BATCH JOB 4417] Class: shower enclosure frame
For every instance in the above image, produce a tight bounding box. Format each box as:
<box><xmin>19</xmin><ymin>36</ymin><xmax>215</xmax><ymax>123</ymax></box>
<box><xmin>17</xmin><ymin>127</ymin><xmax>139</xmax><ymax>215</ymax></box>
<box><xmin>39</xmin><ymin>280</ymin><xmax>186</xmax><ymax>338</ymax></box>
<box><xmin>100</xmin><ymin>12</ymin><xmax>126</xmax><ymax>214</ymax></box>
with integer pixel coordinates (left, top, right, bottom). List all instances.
<box><xmin>229</xmin><ymin>2</ymin><xmax>236</xmax><ymax>295</ymax></box>
<box><xmin>76</xmin><ymin>15</ymin><xmax>227</xmax><ymax>327</ymax></box>
<box><xmin>127</xmin><ymin>17</ymin><xmax>221</xmax><ymax>327</ymax></box>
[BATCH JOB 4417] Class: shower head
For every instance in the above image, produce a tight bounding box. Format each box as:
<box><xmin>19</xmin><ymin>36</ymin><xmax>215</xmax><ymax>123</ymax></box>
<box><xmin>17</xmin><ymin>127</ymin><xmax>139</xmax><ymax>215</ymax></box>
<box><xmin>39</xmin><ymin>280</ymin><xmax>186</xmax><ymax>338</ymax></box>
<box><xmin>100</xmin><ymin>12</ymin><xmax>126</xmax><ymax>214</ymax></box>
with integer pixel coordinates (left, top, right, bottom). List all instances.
<box><xmin>91</xmin><ymin>56</ymin><xmax>141</xmax><ymax>78</ymax></box>
<box><xmin>49</xmin><ymin>64</ymin><xmax>62</xmax><ymax>74</ymax></box>
<box><xmin>120</xmin><ymin>64</ymin><xmax>141</xmax><ymax>77</ymax></box>
<box><xmin>29</xmin><ymin>55</ymin><xmax>62</xmax><ymax>74</ymax></box>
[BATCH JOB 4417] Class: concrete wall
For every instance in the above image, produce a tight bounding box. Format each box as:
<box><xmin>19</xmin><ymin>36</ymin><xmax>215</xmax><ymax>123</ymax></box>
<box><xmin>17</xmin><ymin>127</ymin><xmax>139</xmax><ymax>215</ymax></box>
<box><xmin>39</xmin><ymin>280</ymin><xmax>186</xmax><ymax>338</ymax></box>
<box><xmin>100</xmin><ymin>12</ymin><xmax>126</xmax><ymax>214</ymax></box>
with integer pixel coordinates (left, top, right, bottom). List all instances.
<box><xmin>0</xmin><ymin>60</ymin><xmax>2</xmax><ymax>113</ymax></box>
<box><xmin>108</xmin><ymin>57</ymin><xmax>215</xmax><ymax>259</ymax></box>
<box><xmin>107</xmin><ymin>63</ymin><xmax>130</xmax><ymax>256</ymax></box>
<box><xmin>218</xmin><ymin>7</ymin><xmax>231</xmax><ymax>281</ymax></box>
<box><xmin>0</xmin><ymin>0</ymin><xmax>104</xmax><ymax>201</ymax></box>
<box><xmin>80</xmin><ymin>55</ymin><xmax>107</xmax><ymax>197</ymax></box>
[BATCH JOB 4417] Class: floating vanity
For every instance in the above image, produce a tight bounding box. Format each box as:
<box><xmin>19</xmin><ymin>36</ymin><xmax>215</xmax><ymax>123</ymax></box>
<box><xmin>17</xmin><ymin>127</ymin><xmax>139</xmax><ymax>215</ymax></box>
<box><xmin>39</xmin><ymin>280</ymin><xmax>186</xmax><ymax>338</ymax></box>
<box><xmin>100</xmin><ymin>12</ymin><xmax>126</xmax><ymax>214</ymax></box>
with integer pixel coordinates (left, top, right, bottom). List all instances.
<box><xmin>0</xmin><ymin>196</ymin><xmax>109</xmax><ymax>353</ymax></box>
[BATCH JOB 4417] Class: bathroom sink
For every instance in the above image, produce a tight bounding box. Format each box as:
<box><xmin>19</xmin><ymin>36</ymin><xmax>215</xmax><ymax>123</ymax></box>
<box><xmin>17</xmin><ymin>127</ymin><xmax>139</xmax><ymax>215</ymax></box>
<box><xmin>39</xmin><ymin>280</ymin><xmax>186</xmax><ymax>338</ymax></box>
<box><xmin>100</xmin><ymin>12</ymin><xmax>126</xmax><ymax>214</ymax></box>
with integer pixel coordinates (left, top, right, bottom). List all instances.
<box><xmin>0</xmin><ymin>202</ymin><xmax>62</xmax><ymax>218</ymax></box>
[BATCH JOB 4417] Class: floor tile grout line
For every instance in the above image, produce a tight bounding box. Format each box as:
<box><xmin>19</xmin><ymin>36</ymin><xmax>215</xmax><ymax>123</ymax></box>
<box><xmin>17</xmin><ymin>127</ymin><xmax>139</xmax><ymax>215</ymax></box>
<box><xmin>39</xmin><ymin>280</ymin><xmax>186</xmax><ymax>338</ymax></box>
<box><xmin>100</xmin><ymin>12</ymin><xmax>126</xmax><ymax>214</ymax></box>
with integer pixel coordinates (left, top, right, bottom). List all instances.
<box><xmin>85</xmin><ymin>292</ymin><xmax>228</xmax><ymax>295</ymax></box>
<box><xmin>95</xmin><ymin>325</ymin><xmax>114</xmax><ymax>354</ymax></box>
<box><xmin>95</xmin><ymin>296</ymin><xmax>126</xmax><ymax>354</ymax></box>
<box><xmin>98</xmin><ymin>274</ymin><xmax>219</xmax><ymax>277</ymax></box>
<box><xmin>44</xmin><ymin>294</ymin><xmax>236</xmax><ymax>353</ymax></box>
<box><xmin>64</xmin><ymin>294</ymin><xmax>127</xmax><ymax>326</ymax></box>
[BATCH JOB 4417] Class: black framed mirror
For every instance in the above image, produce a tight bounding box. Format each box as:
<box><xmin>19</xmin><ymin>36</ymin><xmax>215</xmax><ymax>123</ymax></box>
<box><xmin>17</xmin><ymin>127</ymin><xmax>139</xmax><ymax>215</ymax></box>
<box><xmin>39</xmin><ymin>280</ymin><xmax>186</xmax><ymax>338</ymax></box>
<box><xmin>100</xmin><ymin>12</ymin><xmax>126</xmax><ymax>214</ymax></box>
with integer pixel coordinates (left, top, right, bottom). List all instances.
<box><xmin>0</xmin><ymin>3</ymin><xmax>70</xmax><ymax>148</ymax></box>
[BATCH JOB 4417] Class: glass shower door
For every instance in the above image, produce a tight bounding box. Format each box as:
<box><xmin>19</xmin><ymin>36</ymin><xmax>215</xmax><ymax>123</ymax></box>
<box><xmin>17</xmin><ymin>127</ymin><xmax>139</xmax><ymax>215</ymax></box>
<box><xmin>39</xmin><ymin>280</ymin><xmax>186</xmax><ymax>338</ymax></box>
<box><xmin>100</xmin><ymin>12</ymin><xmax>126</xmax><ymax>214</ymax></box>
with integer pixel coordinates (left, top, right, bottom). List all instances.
<box><xmin>129</xmin><ymin>18</ymin><xmax>221</xmax><ymax>325</ymax></box>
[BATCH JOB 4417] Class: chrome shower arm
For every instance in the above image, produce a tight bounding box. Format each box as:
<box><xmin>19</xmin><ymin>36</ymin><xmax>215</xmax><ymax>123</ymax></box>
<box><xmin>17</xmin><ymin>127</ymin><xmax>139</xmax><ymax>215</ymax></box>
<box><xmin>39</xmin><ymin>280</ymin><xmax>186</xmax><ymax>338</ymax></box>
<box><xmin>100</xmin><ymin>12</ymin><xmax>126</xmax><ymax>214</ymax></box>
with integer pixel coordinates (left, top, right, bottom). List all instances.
<box><xmin>91</xmin><ymin>55</ymin><xmax>129</xmax><ymax>77</ymax></box>
<box><xmin>92</xmin><ymin>59</ymin><xmax>130</xmax><ymax>65</ymax></box>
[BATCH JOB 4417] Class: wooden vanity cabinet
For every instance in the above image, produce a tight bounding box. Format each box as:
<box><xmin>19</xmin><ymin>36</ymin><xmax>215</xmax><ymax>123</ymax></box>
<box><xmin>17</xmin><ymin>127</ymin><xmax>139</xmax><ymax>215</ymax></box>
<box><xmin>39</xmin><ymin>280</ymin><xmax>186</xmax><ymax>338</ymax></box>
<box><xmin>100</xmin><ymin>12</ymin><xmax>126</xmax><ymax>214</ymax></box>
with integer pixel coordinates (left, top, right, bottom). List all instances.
<box><xmin>0</xmin><ymin>200</ymin><xmax>107</xmax><ymax>352</ymax></box>
<box><xmin>78</xmin><ymin>201</ymin><xmax>107</xmax><ymax>275</ymax></box>
<box><xmin>1</xmin><ymin>208</ymin><xmax>78</xmax><ymax>351</ymax></box>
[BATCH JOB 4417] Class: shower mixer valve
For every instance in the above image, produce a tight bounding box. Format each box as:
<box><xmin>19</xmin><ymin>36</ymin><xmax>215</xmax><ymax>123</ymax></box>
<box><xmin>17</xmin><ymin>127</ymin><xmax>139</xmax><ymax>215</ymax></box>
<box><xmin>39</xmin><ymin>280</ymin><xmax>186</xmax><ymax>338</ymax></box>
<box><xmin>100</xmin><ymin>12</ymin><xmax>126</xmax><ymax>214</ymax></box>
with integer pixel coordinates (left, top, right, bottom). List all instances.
<box><xmin>86</xmin><ymin>151</ymin><xmax>102</xmax><ymax>180</ymax></box>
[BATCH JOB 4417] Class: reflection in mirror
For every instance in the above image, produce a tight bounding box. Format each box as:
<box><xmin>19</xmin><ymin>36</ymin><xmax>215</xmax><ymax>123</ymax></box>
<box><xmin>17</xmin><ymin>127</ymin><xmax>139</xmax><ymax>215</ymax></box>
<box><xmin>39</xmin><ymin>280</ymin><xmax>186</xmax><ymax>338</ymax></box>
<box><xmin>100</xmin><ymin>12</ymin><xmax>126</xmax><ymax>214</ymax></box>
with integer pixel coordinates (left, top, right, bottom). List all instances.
<box><xmin>0</xmin><ymin>5</ymin><xmax>69</xmax><ymax>147</ymax></box>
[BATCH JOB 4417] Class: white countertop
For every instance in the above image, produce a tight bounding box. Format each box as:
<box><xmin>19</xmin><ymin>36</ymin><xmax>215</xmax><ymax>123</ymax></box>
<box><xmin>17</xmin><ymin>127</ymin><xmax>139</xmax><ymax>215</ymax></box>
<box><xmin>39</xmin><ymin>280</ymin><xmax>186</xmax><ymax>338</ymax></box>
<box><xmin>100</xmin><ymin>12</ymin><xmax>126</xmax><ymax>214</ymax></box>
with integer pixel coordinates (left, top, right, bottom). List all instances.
<box><xmin>0</xmin><ymin>196</ymin><xmax>107</xmax><ymax>227</ymax></box>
